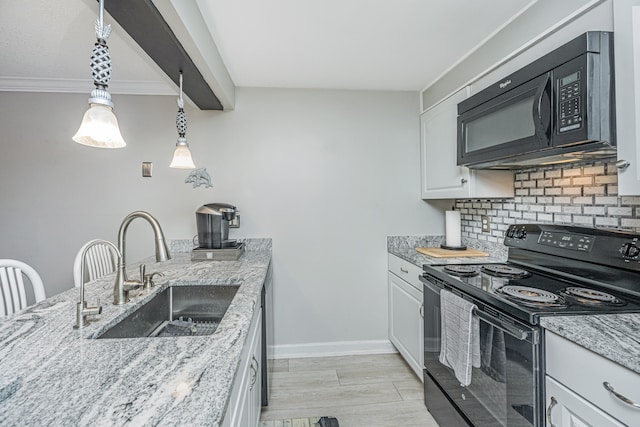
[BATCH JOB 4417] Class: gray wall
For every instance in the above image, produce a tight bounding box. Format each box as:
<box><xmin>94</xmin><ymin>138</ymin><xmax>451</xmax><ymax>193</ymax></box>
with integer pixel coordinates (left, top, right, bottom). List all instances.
<box><xmin>0</xmin><ymin>88</ymin><xmax>443</xmax><ymax>355</ymax></box>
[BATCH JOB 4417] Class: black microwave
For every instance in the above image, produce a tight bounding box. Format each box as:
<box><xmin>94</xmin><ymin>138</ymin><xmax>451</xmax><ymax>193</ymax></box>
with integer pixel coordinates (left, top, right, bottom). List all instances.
<box><xmin>457</xmin><ymin>31</ymin><xmax>616</xmax><ymax>169</ymax></box>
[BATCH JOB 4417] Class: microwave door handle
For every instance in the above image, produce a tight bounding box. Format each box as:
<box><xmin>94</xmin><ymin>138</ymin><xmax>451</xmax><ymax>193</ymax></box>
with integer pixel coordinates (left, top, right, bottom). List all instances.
<box><xmin>532</xmin><ymin>73</ymin><xmax>552</xmax><ymax>143</ymax></box>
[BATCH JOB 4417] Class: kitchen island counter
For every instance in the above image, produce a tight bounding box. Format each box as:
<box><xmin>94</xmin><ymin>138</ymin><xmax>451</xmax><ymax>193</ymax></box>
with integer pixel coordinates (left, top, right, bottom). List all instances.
<box><xmin>0</xmin><ymin>239</ymin><xmax>271</xmax><ymax>426</ymax></box>
<box><xmin>541</xmin><ymin>313</ymin><xmax>640</xmax><ymax>374</ymax></box>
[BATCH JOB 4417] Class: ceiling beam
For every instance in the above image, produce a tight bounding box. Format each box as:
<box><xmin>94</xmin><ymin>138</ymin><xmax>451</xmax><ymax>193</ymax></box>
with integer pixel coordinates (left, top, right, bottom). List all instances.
<box><xmin>103</xmin><ymin>0</ymin><xmax>223</xmax><ymax>110</ymax></box>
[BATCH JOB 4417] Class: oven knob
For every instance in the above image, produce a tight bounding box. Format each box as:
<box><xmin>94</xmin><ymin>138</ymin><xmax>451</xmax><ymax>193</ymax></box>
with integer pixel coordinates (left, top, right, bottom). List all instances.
<box><xmin>621</xmin><ymin>243</ymin><xmax>640</xmax><ymax>259</ymax></box>
<box><xmin>506</xmin><ymin>227</ymin><xmax>515</xmax><ymax>238</ymax></box>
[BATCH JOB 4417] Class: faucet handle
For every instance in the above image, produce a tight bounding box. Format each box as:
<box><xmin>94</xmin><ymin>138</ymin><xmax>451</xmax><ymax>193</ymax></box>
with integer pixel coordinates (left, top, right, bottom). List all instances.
<box><xmin>139</xmin><ymin>264</ymin><xmax>146</xmax><ymax>282</ymax></box>
<box><xmin>143</xmin><ymin>272</ymin><xmax>164</xmax><ymax>290</ymax></box>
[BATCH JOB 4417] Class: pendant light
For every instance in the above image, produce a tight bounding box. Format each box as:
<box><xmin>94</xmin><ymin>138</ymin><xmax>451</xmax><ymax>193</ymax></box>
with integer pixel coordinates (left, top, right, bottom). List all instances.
<box><xmin>72</xmin><ymin>0</ymin><xmax>126</xmax><ymax>148</ymax></box>
<box><xmin>170</xmin><ymin>72</ymin><xmax>196</xmax><ymax>169</ymax></box>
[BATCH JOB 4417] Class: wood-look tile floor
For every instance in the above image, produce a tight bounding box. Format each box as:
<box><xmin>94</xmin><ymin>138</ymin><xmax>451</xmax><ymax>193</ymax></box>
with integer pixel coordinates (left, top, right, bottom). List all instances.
<box><xmin>260</xmin><ymin>353</ymin><xmax>440</xmax><ymax>427</ymax></box>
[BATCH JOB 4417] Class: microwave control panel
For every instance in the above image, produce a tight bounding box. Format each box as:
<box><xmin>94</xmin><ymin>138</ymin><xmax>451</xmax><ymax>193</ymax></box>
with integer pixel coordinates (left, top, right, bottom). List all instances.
<box><xmin>558</xmin><ymin>71</ymin><xmax>583</xmax><ymax>133</ymax></box>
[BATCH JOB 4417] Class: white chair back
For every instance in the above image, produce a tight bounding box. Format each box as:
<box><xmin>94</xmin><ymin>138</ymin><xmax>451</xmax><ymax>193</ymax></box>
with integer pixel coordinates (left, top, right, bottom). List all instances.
<box><xmin>0</xmin><ymin>259</ymin><xmax>45</xmax><ymax>317</ymax></box>
<box><xmin>73</xmin><ymin>239</ymin><xmax>118</xmax><ymax>288</ymax></box>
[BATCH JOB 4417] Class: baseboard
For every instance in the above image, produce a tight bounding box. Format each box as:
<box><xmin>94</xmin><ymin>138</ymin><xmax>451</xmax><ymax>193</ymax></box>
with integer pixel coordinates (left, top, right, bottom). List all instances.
<box><xmin>272</xmin><ymin>339</ymin><xmax>398</xmax><ymax>359</ymax></box>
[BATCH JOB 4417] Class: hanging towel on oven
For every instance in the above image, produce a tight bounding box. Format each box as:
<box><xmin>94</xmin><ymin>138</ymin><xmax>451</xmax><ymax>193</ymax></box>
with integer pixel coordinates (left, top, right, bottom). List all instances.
<box><xmin>439</xmin><ymin>289</ymin><xmax>480</xmax><ymax>386</ymax></box>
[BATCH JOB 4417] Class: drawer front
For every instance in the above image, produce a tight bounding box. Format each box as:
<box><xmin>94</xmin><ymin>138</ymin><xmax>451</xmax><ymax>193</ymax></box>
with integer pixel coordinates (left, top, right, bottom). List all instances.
<box><xmin>388</xmin><ymin>253</ymin><xmax>423</xmax><ymax>291</ymax></box>
<box><xmin>545</xmin><ymin>376</ymin><xmax>625</xmax><ymax>427</ymax></box>
<box><xmin>545</xmin><ymin>331</ymin><xmax>640</xmax><ymax>426</ymax></box>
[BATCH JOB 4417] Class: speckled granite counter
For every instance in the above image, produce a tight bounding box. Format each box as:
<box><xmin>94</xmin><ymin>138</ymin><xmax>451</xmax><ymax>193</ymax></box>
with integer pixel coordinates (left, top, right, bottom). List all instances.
<box><xmin>388</xmin><ymin>235</ymin><xmax>507</xmax><ymax>267</ymax></box>
<box><xmin>541</xmin><ymin>313</ymin><xmax>640</xmax><ymax>374</ymax></box>
<box><xmin>0</xmin><ymin>239</ymin><xmax>272</xmax><ymax>426</ymax></box>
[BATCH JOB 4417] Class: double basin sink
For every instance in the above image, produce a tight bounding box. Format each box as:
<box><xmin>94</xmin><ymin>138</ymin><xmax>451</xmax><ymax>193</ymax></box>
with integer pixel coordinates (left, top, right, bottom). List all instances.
<box><xmin>98</xmin><ymin>284</ymin><xmax>239</xmax><ymax>339</ymax></box>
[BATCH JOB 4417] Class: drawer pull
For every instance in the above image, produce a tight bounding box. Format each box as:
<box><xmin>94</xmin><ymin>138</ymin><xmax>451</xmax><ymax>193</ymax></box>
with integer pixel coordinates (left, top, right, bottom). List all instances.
<box><xmin>546</xmin><ymin>396</ymin><xmax>558</xmax><ymax>427</ymax></box>
<box><xmin>400</xmin><ymin>267</ymin><xmax>409</xmax><ymax>274</ymax></box>
<box><xmin>419</xmin><ymin>304</ymin><xmax>424</xmax><ymax>318</ymax></box>
<box><xmin>603</xmin><ymin>382</ymin><xmax>640</xmax><ymax>409</ymax></box>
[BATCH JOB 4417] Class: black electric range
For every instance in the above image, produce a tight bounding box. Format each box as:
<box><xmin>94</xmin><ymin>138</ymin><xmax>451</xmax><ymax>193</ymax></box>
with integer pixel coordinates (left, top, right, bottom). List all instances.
<box><xmin>419</xmin><ymin>224</ymin><xmax>640</xmax><ymax>427</ymax></box>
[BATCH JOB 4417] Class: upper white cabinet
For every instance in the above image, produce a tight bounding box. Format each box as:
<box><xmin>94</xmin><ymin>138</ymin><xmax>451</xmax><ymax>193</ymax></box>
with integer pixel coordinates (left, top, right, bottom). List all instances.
<box><xmin>613</xmin><ymin>0</ymin><xmax>640</xmax><ymax>196</ymax></box>
<box><xmin>420</xmin><ymin>87</ymin><xmax>514</xmax><ymax>199</ymax></box>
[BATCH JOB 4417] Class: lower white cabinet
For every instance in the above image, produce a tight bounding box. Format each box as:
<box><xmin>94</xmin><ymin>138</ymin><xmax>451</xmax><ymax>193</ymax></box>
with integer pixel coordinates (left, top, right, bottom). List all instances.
<box><xmin>545</xmin><ymin>331</ymin><xmax>640</xmax><ymax>427</ymax></box>
<box><xmin>222</xmin><ymin>307</ymin><xmax>263</xmax><ymax>427</ymax></box>
<box><xmin>388</xmin><ymin>254</ymin><xmax>423</xmax><ymax>379</ymax></box>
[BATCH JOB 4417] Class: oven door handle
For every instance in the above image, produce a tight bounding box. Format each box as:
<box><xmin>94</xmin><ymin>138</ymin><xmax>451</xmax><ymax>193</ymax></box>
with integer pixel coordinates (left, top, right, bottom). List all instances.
<box><xmin>473</xmin><ymin>309</ymin><xmax>531</xmax><ymax>341</ymax></box>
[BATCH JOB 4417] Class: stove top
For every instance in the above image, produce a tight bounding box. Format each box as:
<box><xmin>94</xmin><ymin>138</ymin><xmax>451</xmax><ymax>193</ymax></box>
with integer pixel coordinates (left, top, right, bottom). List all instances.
<box><xmin>424</xmin><ymin>262</ymin><xmax>640</xmax><ymax>323</ymax></box>
<box><xmin>420</xmin><ymin>223</ymin><xmax>640</xmax><ymax>324</ymax></box>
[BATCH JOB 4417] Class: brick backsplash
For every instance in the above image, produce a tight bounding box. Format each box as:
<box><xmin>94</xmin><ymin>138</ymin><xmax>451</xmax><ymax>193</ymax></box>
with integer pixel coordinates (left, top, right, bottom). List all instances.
<box><xmin>455</xmin><ymin>159</ymin><xmax>640</xmax><ymax>242</ymax></box>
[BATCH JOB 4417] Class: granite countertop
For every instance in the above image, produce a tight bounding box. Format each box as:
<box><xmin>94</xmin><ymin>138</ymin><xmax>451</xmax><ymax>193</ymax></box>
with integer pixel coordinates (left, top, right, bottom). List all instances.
<box><xmin>541</xmin><ymin>313</ymin><xmax>640</xmax><ymax>374</ymax></box>
<box><xmin>0</xmin><ymin>239</ymin><xmax>272</xmax><ymax>426</ymax></box>
<box><xmin>387</xmin><ymin>235</ymin><xmax>507</xmax><ymax>267</ymax></box>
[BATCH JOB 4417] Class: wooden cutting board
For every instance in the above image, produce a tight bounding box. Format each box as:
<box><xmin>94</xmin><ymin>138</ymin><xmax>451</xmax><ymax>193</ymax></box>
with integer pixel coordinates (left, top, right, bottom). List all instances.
<box><xmin>416</xmin><ymin>247</ymin><xmax>489</xmax><ymax>258</ymax></box>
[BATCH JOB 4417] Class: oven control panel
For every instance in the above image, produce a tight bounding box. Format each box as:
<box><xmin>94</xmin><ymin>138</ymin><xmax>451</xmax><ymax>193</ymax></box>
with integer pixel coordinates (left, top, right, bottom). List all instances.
<box><xmin>538</xmin><ymin>231</ymin><xmax>594</xmax><ymax>251</ymax></box>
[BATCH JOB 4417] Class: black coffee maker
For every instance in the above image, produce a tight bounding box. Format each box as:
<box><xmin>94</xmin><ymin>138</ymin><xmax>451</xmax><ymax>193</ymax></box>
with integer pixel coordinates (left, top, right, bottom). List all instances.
<box><xmin>195</xmin><ymin>203</ymin><xmax>237</xmax><ymax>249</ymax></box>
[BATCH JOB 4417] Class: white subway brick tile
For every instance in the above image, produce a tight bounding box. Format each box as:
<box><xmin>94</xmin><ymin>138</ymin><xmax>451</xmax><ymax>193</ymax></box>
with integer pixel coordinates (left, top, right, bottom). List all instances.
<box><xmin>583</xmin><ymin>166</ymin><xmax>605</xmax><ymax>175</ymax></box>
<box><xmin>545</xmin><ymin>205</ymin><xmax>562</xmax><ymax>213</ymax></box>
<box><xmin>503</xmin><ymin>203</ymin><xmax>515</xmax><ymax>210</ymax></box>
<box><xmin>562</xmin><ymin>187</ymin><xmax>582</xmax><ymax>196</ymax></box>
<box><xmin>537</xmin><ymin>179</ymin><xmax>553</xmax><ymax>187</ymax></box>
<box><xmin>573</xmin><ymin>177</ymin><xmax>593</xmax><ymax>186</ymax></box>
<box><xmin>553</xmin><ymin>178</ymin><xmax>571</xmax><ymax>186</ymax></box>
<box><xmin>545</xmin><ymin>188</ymin><xmax>562</xmax><ymax>195</ymax></box>
<box><xmin>595</xmin><ymin>196</ymin><xmax>618</xmax><ymax>205</ymax></box>
<box><xmin>509</xmin><ymin>211</ymin><xmax>523</xmax><ymax>218</ymax></box>
<box><xmin>530</xmin><ymin>172</ymin><xmax>544</xmax><ymax>179</ymax></box>
<box><xmin>608</xmin><ymin>207</ymin><xmax>633</xmax><ymax>216</ymax></box>
<box><xmin>607</xmin><ymin>185</ymin><xmax>618</xmax><ymax>196</ymax></box>
<box><xmin>537</xmin><ymin>196</ymin><xmax>553</xmax><ymax>204</ymax></box>
<box><xmin>573</xmin><ymin>216</ymin><xmax>594</xmax><ymax>225</ymax></box>
<box><xmin>583</xmin><ymin>206</ymin><xmax>606</xmax><ymax>215</ymax></box>
<box><xmin>595</xmin><ymin>175</ymin><xmax>617</xmax><ymax>185</ymax></box>
<box><xmin>583</xmin><ymin>186</ymin><xmax>606</xmax><ymax>195</ymax></box>
<box><xmin>621</xmin><ymin>197</ymin><xmax>640</xmax><ymax>205</ymax></box>
<box><xmin>573</xmin><ymin>197</ymin><xmax>593</xmax><ymax>204</ymax></box>
<box><xmin>530</xmin><ymin>188</ymin><xmax>544</xmax><ymax>196</ymax></box>
<box><xmin>595</xmin><ymin>217</ymin><xmax>619</xmax><ymax>227</ymax></box>
<box><xmin>545</xmin><ymin>170</ymin><xmax>562</xmax><ymax>178</ymax></box>
<box><xmin>554</xmin><ymin>196</ymin><xmax>571</xmax><ymax>204</ymax></box>
<box><xmin>523</xmin><ymin>180</ymin><xmax>536</xmax><ymax>188</ymax></box>
<box><xmin>554</xmin><ymin>214</ymin><xmax>572</xmax><ymax>223</ymax></box>
<box><xmin>523</xmin><ymin>212</ymin><xmax>537</xmax><ymax>220</ymax></box>
<box><xmin>562</xmin><ymin>205</ymin><xmax>582</xmax><ymax>214</ymax></box>
<box><xmin>621</xmin><ymin>218</ymin><xmax>640</xmax><ymax>228</ymax></box>
<box><xmin>537</xmin><ymin>213</ymin><xmax>554</xmax><ymax>222</ymax></box>
<box><xmin>563</xmin><ymin>168</ymin><xmax>582</xmax><ymax>177</ymax></box>
<box><xmin>516</xmin><ymin>172</ymin><xmax>529</xmax><ymax>180</ymax></box>
<box><xmin>531</xmin><ymin>205</ymin><xmax>545</xmax><ymax>212</ymax></box>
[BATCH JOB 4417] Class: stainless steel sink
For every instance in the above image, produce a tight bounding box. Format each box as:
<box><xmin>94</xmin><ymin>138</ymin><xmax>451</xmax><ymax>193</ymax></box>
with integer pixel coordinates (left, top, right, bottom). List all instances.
<box><xmin>97</xmin><ymin>285</ymin><xmax>239</xmax><ymax>339</ymax></box>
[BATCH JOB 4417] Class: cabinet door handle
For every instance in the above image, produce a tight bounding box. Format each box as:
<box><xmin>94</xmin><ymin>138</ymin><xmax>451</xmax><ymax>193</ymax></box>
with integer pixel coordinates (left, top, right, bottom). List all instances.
<box><xmin>250</xmin><ymin>356</ymin><xmax>258</xmax><ymax>388</ymax></box>
<box><xmin>603</xmin><ymin>382</ymin><xmax>640</xmax><ymax>409</ymax></box>
<box><xmin>461</xmin><ymin>178</ymin><xmax>468</xmax><ymax>184</ymax></box>
<box><xmin>616</xmin><ymin>159</ymin><xmax>631</xmax><ymax>170</ymax></box>
<box><xmin>419</xmin><ymin>304</ymin><xmax>424</xmax><ymax>318</ymax></box>
<box><xmin>400</xmin><ymin>267</ymin><xmax>408</xmax><ymax>274</ymax></box>
<box><xmin>546</xmin><ymin>396</ymin><xmax>558</xmax><ymax>427</ymax></box>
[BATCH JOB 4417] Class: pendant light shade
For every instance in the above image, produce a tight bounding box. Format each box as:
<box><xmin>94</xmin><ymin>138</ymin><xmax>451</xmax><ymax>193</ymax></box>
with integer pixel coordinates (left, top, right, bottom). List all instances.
<box><xmin>170</xmin><ymin>139</ymin><xmax>196</xmax><ymax>169</ymax></box>
<box><xmin>170</xmin><ymin>72</ymin><xmax>195</xmax><ymax>169</ymax></box>
<box><xmin>73</xmin><ymin>103</ymin><xmax>126</xmax><ymax>148</ymax></box>
<box><xmin>73</xmin><ymin>0</ymin><xmax>126</xmax><ymax>148</ymax></box>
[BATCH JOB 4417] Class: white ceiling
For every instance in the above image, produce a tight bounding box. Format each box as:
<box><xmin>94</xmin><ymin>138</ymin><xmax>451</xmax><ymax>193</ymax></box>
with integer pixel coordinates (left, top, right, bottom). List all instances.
<box><xmin>0</xmin><ymin>0</ymin><xmax>535</xmax><ymax>95</ymax></box>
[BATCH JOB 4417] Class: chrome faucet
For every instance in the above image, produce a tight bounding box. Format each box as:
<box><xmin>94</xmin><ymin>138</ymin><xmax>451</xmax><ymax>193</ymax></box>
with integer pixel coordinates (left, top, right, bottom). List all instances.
<box><xmin>113</xmin><ymin>211</ymin><xmax>171</xmax><ymax>305</ymax></box>
<box><xmin>74</xmin><ymin>239</ymin><xmax>115</xmax><ymax>329</ymax></box>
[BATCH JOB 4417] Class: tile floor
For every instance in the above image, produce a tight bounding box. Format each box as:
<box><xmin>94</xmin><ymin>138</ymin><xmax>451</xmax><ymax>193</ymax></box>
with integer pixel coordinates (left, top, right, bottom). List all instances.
<box><xmin>259</xmin><ymin>353</ymin><xmax>440</xmax><ymax>427</ymax></box>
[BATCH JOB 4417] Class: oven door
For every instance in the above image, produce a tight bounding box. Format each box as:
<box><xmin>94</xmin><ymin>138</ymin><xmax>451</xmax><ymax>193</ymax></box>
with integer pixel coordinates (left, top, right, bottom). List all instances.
<box><xmin>422</xmin><ymin>274</ymin><xmax>542</xmax><ymax>427</ymax></box>
<box><xmin>457</xmin><ymin>72</ymin><xmax>552</xmax><ymax>167</ymax></box>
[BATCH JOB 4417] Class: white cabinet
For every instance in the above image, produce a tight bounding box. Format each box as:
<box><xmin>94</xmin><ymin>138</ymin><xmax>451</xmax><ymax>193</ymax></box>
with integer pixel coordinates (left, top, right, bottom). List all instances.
<box><xmin>222</xmin><ymin>307</ymin><xmax>262</xmax><ymax>427</ymax></box>
<box><xmin>388</xmin><ymin>254</ymin><xmax>423</xmax><ymax>379</ymax></box>
<box><xmin>545</xmin><ymin>331</ymin><xmax>640</xmax><ymax>427</ymax></box>
<box><xmin>420</xmin><ymin>87</ymin><xmax>513</xmax><ymax>199</ymax></box>
<box><xmin>613</xmin><ymin>0</ymin><xmax>640</xmax><ymax>196</ymax></box>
